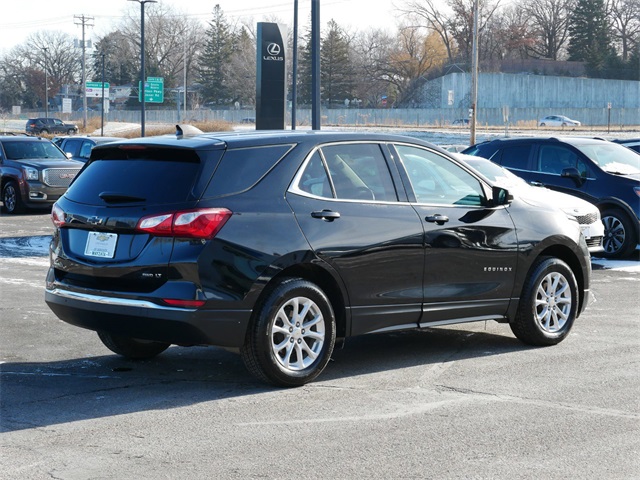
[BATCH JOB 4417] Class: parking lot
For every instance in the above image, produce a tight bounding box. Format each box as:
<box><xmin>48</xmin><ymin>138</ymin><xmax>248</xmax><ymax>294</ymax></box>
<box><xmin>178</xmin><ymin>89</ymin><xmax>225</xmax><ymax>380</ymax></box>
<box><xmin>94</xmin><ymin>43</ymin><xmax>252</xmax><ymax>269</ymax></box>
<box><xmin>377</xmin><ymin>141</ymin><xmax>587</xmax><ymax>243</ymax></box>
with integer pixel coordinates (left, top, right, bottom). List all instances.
<box><xmin>1</xmin><ymin>211</ymin><xmax>639</xmax><ymax>479</ymax></box>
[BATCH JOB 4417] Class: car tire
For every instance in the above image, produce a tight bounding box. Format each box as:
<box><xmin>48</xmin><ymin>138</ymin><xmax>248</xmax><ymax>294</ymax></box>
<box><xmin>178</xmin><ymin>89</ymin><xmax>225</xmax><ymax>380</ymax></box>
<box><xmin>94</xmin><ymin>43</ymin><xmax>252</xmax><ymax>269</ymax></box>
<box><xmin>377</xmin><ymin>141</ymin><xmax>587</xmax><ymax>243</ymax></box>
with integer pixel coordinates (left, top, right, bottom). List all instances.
<box><xmin>241</xmin><ymin>278</ymin><xmax>336</xmax><ymax>387</ymax></box>
<box><xmin>539</xmin><ymin>123</ymin><xmax>546</xmax><ymax>127</ymax></box>
<box><xmin>97</xmin><ymin>331</ymin><xmax>170</xmax><ymax>359</ymax></box>
<box><xmin>2</xmin><ymin>181</ymin><xmax>25</xmax><ymax>214</ymax></box>
<box><xmin>601</xmin><ymin>208</ymin><xmax>636</xmax><ymax>259</ymax></box>
<box><xmin>40</xmin><ymin>129</ymin><xmax>49</xmax><ymax>135</ymax></box>
<box><xmin>67</xmin><ymin>128</ymin><xmax>76</xmax><ymax>135</ymax></box>
<box><xmin>510</xmin><ymin>257</ymin><xmax>578</xmax><ymax>346</ymax></box>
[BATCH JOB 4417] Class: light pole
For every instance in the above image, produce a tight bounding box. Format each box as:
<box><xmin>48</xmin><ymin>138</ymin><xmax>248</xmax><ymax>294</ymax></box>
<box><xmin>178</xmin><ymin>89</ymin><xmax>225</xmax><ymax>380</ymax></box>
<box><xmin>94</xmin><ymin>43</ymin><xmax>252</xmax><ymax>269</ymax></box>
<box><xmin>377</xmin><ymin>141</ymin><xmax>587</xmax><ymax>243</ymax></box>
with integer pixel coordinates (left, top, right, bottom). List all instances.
<box><xmin>43</xmin><ymin>47</ymin><xmax>49</xmax><ymax>117</ymax></box>
<box><xmin>128</xmin><ymin>0</ymin><xmax>157</xmax><ymax>137</ymax></box>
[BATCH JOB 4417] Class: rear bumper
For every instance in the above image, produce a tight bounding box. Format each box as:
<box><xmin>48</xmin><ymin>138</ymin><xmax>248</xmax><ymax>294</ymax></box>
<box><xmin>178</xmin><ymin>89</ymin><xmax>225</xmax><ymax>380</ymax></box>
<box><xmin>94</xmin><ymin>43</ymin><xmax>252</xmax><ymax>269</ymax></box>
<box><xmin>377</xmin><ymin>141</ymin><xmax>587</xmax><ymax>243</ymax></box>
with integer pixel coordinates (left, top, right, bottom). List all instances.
<box><xmin>45</xmin><ymin>287</ymin><xmax>251</xmax><ymax>348</ymax></box>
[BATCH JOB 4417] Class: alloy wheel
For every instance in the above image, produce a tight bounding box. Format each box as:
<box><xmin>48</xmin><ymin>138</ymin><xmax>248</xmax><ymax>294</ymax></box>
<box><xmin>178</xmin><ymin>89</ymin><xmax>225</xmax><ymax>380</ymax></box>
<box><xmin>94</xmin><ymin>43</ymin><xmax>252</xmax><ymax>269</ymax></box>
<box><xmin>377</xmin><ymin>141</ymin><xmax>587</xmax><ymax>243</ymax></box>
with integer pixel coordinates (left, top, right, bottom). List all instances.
<box><xmin>534</xmin><ymin>272</ymin><xmax>572</xmax><ymax>333</ymax></box>
<box><xmin>270</xmin><ymin>296</ymin><xmax>326</xmax><ymax>371</ymax></box>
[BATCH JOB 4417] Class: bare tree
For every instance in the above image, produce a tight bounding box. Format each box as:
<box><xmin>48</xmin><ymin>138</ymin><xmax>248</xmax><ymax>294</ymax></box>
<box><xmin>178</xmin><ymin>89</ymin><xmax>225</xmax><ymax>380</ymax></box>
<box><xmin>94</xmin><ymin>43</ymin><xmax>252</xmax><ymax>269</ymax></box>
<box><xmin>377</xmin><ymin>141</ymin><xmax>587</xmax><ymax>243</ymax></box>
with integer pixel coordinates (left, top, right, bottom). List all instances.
<box><xmin>0</xmin><ymin>30</ymin><xmax>80</xmax><ymax>110</ymax></box>
<box><xmin>522</xmin><ymin>0</ymin><xmax>573</xmax><ymax>60</ymax></box>
<box><xmin>609</xmin><ymin>0</ymin><xmax>640</xmax><ymax>60</ymax></box>
<box><xmin>397</xmin><ymin>0</ymin><xmax>458</xmax><ymax>64</ymax></box>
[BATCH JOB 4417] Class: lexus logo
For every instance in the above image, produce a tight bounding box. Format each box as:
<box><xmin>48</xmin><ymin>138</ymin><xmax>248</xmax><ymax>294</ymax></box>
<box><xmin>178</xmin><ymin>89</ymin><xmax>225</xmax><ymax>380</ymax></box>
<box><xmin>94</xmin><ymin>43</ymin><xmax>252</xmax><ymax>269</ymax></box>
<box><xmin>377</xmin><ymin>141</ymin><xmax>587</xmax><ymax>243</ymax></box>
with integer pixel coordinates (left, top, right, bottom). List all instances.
<box><xmin>267</xmin><ymin>43</ymin><xmax>281</xmax><ymax>56</ymax></box>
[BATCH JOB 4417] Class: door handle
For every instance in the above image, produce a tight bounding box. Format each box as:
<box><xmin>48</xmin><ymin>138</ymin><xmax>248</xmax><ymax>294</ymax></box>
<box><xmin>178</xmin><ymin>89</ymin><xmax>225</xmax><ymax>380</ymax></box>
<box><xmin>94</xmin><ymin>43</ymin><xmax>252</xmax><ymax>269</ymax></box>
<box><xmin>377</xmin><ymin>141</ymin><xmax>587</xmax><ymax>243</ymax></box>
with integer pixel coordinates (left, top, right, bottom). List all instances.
<box><xmin>425</xmin><ymin>214</ymin><xmax>449</xmax><ymax>225</ymax></box>
<box><xmin>311</xmin><ymin>210</ymin><xmax>341</xmax><ymax>222</ymax></box>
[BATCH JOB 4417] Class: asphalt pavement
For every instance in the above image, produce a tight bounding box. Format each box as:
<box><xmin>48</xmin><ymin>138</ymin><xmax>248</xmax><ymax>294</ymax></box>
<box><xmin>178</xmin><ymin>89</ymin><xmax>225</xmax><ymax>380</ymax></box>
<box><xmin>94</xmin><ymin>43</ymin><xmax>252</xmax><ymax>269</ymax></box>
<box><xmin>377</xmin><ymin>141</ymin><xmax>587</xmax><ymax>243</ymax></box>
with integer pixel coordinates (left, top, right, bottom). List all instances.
<box><xmin>1</xmin><ymin>211</ymin><xmax>639</xmax><ymax>479</ymax></box>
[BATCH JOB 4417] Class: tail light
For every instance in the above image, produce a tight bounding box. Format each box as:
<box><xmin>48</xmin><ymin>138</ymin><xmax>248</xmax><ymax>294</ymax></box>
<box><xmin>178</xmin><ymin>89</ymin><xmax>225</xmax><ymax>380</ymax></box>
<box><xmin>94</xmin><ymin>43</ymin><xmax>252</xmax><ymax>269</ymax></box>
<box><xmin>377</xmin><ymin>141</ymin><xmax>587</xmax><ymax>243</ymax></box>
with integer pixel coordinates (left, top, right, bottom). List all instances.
<box><xmin>137</xmin><ymin>208</ymin><xmax>232</xmax><ymax>239</ymax></box>
<box><xmin>51</xmin><ymin>203</ymin><xmax>66</xmax><ymax>228</ymax></box>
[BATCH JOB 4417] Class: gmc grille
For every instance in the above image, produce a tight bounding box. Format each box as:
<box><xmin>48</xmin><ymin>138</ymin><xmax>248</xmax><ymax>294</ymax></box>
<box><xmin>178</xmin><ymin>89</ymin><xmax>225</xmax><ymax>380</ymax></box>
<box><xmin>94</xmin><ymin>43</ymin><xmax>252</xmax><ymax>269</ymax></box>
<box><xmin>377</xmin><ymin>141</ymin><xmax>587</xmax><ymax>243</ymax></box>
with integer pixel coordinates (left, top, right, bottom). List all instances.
<box><xmin>43</xmin><ymin>168</ymin><xmax>80</xmax><ymax>187</ymax></box>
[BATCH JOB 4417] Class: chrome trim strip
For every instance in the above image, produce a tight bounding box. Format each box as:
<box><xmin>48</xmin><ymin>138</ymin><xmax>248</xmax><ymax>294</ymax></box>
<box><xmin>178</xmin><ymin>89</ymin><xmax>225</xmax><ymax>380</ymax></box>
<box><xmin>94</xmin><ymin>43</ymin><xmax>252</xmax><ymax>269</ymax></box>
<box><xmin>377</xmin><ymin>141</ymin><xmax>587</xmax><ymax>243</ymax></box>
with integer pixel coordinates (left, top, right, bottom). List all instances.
<box><xmin>419</xmin><ymin>315</ymin><xmax>504</xmax><ymax>328</ymax></box>
<box><xmin>46</xmin><ymin>288</ymin><xmax>196</xmax><ymax>312</ymax></box>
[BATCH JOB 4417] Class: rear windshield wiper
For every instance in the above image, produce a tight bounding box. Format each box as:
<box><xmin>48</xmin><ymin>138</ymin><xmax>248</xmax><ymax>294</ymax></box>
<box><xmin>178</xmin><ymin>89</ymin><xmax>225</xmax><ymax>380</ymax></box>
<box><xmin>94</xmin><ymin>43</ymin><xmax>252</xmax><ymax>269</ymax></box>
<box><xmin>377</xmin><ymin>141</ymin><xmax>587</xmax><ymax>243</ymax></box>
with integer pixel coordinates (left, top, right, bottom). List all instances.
<box><xmin>99</xmin><ymin>192</ymin><xmax>147</xmax><ymax>203</ymax></box>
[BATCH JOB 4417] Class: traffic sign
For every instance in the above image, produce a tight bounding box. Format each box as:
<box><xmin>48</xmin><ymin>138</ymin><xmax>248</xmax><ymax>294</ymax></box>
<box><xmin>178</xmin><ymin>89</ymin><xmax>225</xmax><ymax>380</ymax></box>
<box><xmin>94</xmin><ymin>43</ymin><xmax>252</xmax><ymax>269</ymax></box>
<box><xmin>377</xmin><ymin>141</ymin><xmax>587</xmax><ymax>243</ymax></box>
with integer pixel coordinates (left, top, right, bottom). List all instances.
<box><xmin>139</xmin><ymin>77</ymin><xmax>164</xmax><ymax>103</ymax></box>
<box><xmin>85</xmin><ymin>81</ymin><xmax>110</xmax><ymax>98</ymax></box>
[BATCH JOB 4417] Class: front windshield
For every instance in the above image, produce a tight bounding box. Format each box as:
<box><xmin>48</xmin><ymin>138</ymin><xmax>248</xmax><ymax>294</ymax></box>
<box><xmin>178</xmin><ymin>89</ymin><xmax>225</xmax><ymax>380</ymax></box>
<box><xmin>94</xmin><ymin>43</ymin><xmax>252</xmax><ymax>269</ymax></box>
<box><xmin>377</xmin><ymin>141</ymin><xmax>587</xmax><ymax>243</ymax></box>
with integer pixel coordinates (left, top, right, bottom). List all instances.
<box><xmin>3</xmin><ymin>140</ymin><xmax>67</xmax><ymax>161</ymax></box>
<box><xmin>576</xmin><ymin>143</ymin><xmax>640</xmax><ymax>175</ymax></box>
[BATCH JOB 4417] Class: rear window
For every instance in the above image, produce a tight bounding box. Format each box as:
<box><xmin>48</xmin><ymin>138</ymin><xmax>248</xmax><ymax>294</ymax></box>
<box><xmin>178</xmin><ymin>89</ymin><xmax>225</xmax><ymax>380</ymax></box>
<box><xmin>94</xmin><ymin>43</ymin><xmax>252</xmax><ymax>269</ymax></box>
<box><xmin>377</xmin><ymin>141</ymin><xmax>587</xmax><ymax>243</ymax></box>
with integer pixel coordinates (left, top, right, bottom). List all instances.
<box><xmin>204</xmin><ymin>144</ymin><xmax>293</xmax><ymax>197</ymax></box>
<box><xmin>65</xmin><ymin>147</ymin><xmax>218</xmax><ymax>205</ymax></box>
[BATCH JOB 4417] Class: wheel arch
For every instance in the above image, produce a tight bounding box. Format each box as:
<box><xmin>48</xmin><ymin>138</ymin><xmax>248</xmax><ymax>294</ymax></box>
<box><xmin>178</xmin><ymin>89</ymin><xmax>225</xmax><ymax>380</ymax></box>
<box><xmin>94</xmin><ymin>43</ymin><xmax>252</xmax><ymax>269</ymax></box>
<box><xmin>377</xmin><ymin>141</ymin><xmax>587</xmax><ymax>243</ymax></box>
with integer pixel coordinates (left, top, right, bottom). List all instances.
<box><xmin>595</xmin><ymin>198</ymin><xmax>640</xmax><ymax>240</ymax></box>
<box><xmin>256</xmin><ymin>262</ymin><xmax>350</xmax><ymax>340</ymax></box>
<box><xmin>521</xmin><ymin>244</ymin><xmax>588</xmax><ymax>320</ymax></box>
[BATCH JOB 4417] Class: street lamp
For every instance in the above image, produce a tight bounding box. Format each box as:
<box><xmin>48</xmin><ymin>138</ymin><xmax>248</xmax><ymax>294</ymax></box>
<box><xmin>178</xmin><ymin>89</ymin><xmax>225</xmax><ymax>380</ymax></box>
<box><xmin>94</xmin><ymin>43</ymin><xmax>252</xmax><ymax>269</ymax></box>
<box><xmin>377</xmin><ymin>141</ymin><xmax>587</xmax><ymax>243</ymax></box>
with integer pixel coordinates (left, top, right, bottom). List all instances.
<box><xmin>128</xmin><ymin>0</ymin><xmax>157</xmax><ymax>137</ymax></box>
<box><xmin>43</xmin><ymin>47</ymin><xmax>49</xmax><ymax>117</ymax></box>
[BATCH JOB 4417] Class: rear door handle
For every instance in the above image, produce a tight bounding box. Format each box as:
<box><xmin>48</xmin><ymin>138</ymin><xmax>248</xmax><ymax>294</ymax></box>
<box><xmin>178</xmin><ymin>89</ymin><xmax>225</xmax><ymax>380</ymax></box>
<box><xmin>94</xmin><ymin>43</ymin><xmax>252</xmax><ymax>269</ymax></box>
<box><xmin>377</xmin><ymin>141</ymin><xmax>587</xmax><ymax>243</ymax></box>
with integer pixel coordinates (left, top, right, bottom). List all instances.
<box><xmin>311</xmin><ymin>210</ymin><xmax>341</xmax><ymax>222</ymax></box>
<box><xmin>425</xmin><ymin>214</ymin><xmax>449</xmax><ymax>225</ymax></box>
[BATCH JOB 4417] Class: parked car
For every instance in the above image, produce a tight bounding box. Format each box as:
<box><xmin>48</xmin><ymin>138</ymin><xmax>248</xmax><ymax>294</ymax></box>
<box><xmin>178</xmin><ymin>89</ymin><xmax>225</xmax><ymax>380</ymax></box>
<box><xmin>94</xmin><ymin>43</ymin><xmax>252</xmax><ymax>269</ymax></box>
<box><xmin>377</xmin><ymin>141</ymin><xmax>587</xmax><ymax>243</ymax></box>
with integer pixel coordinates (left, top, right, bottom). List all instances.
<box><xmin>45</xmin><ymin>131</ymin><xmax>591</xmax><ymax>387</ymax></box>
<box><xmin>463</xmin><ymin>137</ymin><xmax>640</xmax><ymax>258</ymax></box>
<box><xmin>58</xmin><ymin>136</ymin><xmax>126</xmax><ymax>162</ymax></box>
<box><xmin>25</xmin><ymin>118</ymin><xmax>78</xmax><ymax>135</ymax></box>
<box><xmin>613</xmin><ymin>138</ymin><xmax>640</xmax><ymax>154</ymax></box>
<box><xmin>538</xmin><ymin>115</ymin><xmax>581</xmax><ymax>127</ymax></box>
<box><xmin>456</xmin><ymin>153</ymin><xmax>604</xmax><ymax>253</ymax></box>
<box><xmin>452</xmin><ymin>118</ymin><xmax>470</xmax><ymax>126</ymax></box>
<box><xmin>0</xmin><ymin>135</ymin><xmax>83</xmax><ymax>214</ymax></box>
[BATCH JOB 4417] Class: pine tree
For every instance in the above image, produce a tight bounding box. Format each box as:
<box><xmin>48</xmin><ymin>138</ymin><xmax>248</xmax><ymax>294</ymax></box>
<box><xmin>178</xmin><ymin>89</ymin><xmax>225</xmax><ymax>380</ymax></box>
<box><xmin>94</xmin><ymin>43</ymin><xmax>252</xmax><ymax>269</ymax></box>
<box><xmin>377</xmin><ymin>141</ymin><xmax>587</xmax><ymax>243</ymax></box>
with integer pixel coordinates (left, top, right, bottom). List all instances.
<box><xmin>198</xmin><ymin>5</ymin><xmax>235</xmax><ymax>105</ymax></box>
<box><xmin>567</xmin><ymin>0</ymin><xmax>617</xmax><ymax>75</ymax></box>
<box><xmin>320</xmin><ymin>20</ymin><xmax>355</xmax><ymax>108</ymax></box>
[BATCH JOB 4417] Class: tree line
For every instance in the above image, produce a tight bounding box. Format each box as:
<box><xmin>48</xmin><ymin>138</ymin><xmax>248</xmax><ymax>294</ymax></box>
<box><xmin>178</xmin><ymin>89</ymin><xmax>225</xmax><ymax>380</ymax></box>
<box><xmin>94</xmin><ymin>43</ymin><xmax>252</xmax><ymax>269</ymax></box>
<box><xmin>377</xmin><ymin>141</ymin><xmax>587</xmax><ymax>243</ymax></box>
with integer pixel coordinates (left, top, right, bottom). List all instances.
<box><xmin>0</xmin><ymin>0</ymin><xmax>638</xmax><ymax>112</ymax></box>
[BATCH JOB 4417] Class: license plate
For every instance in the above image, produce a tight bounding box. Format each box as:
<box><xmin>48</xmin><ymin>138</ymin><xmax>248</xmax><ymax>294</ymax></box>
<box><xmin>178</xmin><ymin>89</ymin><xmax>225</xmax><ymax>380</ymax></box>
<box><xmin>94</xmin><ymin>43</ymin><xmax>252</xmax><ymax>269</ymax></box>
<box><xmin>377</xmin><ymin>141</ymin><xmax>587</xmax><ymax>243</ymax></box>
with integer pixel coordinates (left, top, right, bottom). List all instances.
<box><xmin>84</xmin><ymin>232</ymin><xmax>118</xmax><ymax>258</ymax></box>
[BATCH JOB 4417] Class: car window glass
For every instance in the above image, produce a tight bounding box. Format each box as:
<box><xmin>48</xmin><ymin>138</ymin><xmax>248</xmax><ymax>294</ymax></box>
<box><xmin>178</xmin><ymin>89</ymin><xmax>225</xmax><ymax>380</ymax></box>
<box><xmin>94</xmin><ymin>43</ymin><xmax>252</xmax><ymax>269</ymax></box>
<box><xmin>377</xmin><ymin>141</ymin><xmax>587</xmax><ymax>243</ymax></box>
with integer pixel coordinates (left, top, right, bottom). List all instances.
<box><xmin>2</xmin><ymin>140</ymin><xmax>66</xmax><ymax>160</ymax></box>
<box><xmin>396</xmin><ymin>145</ymin><xmax>485</xmax><ymax>206</ymax></box>
<box><xmin>53</xmin><ymin>119</ymin><xmax>63</xmax><ymax>125</ymax></box>
<box><xmin>499</xmin><ymin>145</ymin><xmax>532</xmax><ymax>169</ymax></box>
<box><xmin>320</xmin><ymin>143</ymin><xmax>397</xmax><ymax>202</ymax></box>
<box><xmin>66</xmin><ymin>150</ymin><xmax>206</xmax><ymax>204</ymax></box>
<box><xmin>575</xmin><ymin>143</ymin><xmax>640</xmax><ymax>174</ymax></box>
<box><xmin>63</xmin><ymin>139</ymin><xmax>82</xmax><ymax>157</ymax></box>
<box><xmin>537</xmin><ymin>145</ymin><xmax>578</xmax><ymax>174</ymax></box>
<box><xmin>298</xmin><ymin>151</ymin><xmax>333</xmax><ymax>198</ymax></box>
<box><xmin>79</xmin><ymin>141</ymin><xmax>94</xmax><ymax>159</ymax></box>
<box><xmin>204</xmin><ymin>144</ymin><xmax>293</xmax><ymax>198</ymax></box>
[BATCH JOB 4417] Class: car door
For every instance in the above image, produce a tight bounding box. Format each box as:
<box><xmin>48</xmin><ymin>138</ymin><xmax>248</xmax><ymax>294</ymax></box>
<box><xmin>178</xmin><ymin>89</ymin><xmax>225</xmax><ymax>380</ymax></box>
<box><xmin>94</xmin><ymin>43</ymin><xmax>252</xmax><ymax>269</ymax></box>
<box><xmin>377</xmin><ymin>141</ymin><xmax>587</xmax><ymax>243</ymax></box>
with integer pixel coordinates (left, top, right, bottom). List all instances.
<box><xmin>528</xmin><ymin>144</ymin><xmax>595</xmax><ymax>202</ymax></box>
<box><xmin>287</xmin><ymin>142</ymin><xmax>425</xmax><ymax>336</ymax></box>
<box><xmin>391</xmin><ymin>143</ymin><xmax>518</xmax><ymax>326</ymax></box>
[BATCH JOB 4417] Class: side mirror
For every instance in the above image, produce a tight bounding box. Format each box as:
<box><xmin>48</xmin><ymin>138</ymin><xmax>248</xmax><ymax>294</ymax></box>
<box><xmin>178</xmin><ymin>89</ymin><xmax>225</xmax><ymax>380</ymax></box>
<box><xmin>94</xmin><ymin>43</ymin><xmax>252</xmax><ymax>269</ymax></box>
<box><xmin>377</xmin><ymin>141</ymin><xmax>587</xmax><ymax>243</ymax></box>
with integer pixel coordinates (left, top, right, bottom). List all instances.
<box><xmin>491</xmin><ymin>186</ymin><xmax>512</xmax><ymax>206</ymax></box>
<box><xmin>561</xmin><ymin>167</ymin><xmax>585</xmax><ymax>186</ymax></box>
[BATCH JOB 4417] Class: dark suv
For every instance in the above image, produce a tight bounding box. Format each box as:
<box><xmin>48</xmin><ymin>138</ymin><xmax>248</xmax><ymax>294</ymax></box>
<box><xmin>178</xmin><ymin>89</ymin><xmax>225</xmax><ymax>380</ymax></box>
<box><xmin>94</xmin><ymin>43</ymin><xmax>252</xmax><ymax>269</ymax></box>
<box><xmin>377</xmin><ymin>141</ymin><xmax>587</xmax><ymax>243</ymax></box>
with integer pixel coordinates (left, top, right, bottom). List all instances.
<box><xmin>45</xmin><ymin>131</ymin><xmax>591</xmax><ymax>386</ymax></box>
<box><xmin>26</xmin><ymin>118</ymin><xmax>78</xmax><ymax>135</ymax></box>
<box><xmin>0</xmin><ymin>135</ymin><xmax>83</xmax><ymax>213</ymax></box>
<box><xmin>464</xmin><ymin>137</ymin><xmax>640</xmax><ymax>258</ymax></box>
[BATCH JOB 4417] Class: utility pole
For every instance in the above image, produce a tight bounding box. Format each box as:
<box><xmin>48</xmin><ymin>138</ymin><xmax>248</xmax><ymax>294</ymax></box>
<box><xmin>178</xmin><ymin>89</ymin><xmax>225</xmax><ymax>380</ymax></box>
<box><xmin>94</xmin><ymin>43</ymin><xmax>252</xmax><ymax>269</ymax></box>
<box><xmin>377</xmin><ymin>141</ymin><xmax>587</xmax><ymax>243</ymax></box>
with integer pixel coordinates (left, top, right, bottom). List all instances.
<box><xmin>74</xmin><ymin>14</ymin><xmax>94</xmax><ymax>131</ymax></box>
<box><xmin>311</xmin><ymin>0</ymin><xmax>320</xmax><ymax>130</ymax></box>
<box><xmin>470</xmin><ymin>0</ymin><xmax>479</xmax><ymax>146</ymax></box>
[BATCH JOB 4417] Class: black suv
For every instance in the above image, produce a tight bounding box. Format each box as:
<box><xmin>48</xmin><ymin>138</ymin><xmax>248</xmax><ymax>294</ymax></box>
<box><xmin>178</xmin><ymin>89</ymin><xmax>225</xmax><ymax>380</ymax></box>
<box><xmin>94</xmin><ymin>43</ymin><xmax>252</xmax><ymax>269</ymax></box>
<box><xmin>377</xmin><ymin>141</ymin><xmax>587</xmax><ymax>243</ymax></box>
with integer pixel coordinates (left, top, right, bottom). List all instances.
<box><xmin>464</xmin><ymin>137</ymin><xmax>640</xmax><ymax>258</ymax></box>
<box><xmin>26</xmin><ymin>118</ymin><xmax>78</xmax><ymax>135</ymax></box>
<box><xmin>45</xmin><ymin>131</ymin><xmax>591</xmax><ymax>386</ymax></box>
<box><xmin>0</xmin><ymin>135</ymin><xmax>83</xmax><ymax>213</ymax></box>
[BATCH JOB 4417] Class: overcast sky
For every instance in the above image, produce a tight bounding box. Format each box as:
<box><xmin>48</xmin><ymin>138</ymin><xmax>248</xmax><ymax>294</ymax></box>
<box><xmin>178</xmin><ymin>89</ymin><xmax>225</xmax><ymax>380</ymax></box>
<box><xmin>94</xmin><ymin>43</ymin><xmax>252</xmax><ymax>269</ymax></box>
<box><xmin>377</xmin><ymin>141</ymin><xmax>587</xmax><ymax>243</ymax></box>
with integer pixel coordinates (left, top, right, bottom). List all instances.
<box><xmin>0</xmin><ymin>0</ymin><xmax>399</xmax><ymax>54</ymax></box>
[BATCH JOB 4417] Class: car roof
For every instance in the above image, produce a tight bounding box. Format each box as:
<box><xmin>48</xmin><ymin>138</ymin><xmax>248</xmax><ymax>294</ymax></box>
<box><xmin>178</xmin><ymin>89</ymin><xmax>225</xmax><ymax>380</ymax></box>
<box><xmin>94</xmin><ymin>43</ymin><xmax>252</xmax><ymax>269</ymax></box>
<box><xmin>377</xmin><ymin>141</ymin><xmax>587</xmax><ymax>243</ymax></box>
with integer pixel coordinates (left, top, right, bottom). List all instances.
<box><xmin>473</xmin><ymin>136</ymin><xmax>610</xmax><ymax>148</ymax></box>
<box><xmin>0</xmin><ymin>135</ymin><xmax>54</xmax><ymax>142</ymax></box>
<box><xmin>92</xmin><ymin>130</ymin><xmax>439</xmax><ymax>152</ymax></box>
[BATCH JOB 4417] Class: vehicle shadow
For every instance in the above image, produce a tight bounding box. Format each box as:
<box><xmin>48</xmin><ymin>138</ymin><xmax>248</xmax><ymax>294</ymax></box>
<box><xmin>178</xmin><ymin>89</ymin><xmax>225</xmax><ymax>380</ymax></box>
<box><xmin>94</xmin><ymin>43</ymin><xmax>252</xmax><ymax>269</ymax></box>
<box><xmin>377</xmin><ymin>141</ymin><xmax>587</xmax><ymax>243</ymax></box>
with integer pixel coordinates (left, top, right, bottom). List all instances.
<box><xmin>1</xmin><ymin>326</ymin><xmax>529</xmax><ymax>433</ymax></box>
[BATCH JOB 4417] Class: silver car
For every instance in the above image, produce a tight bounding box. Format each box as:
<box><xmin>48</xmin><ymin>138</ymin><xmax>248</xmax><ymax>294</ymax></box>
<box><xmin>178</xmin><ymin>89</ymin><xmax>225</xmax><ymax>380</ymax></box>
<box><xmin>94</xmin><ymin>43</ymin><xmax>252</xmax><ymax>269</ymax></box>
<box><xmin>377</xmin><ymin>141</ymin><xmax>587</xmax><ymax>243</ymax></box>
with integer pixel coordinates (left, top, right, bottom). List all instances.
<box><xmin>539</xmin><ymin>115</ymin><xmax>581</xmax><ymax>127</ymax></box>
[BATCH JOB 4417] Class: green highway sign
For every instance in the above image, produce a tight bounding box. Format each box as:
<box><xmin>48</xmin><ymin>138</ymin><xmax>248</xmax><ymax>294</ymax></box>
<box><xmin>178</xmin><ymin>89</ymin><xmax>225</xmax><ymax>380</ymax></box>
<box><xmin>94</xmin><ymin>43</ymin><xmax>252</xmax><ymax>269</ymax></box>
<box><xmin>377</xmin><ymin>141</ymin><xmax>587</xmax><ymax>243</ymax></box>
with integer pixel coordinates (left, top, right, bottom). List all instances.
<box><xmin>85</xmin><ymin>81</ymin><xmax>110</xmax><ymax>98</ymax></box>
<box><xmin>139</xmin><ymin>77</ymin><xmax>164</xmax><ymax>103</ymax></box>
